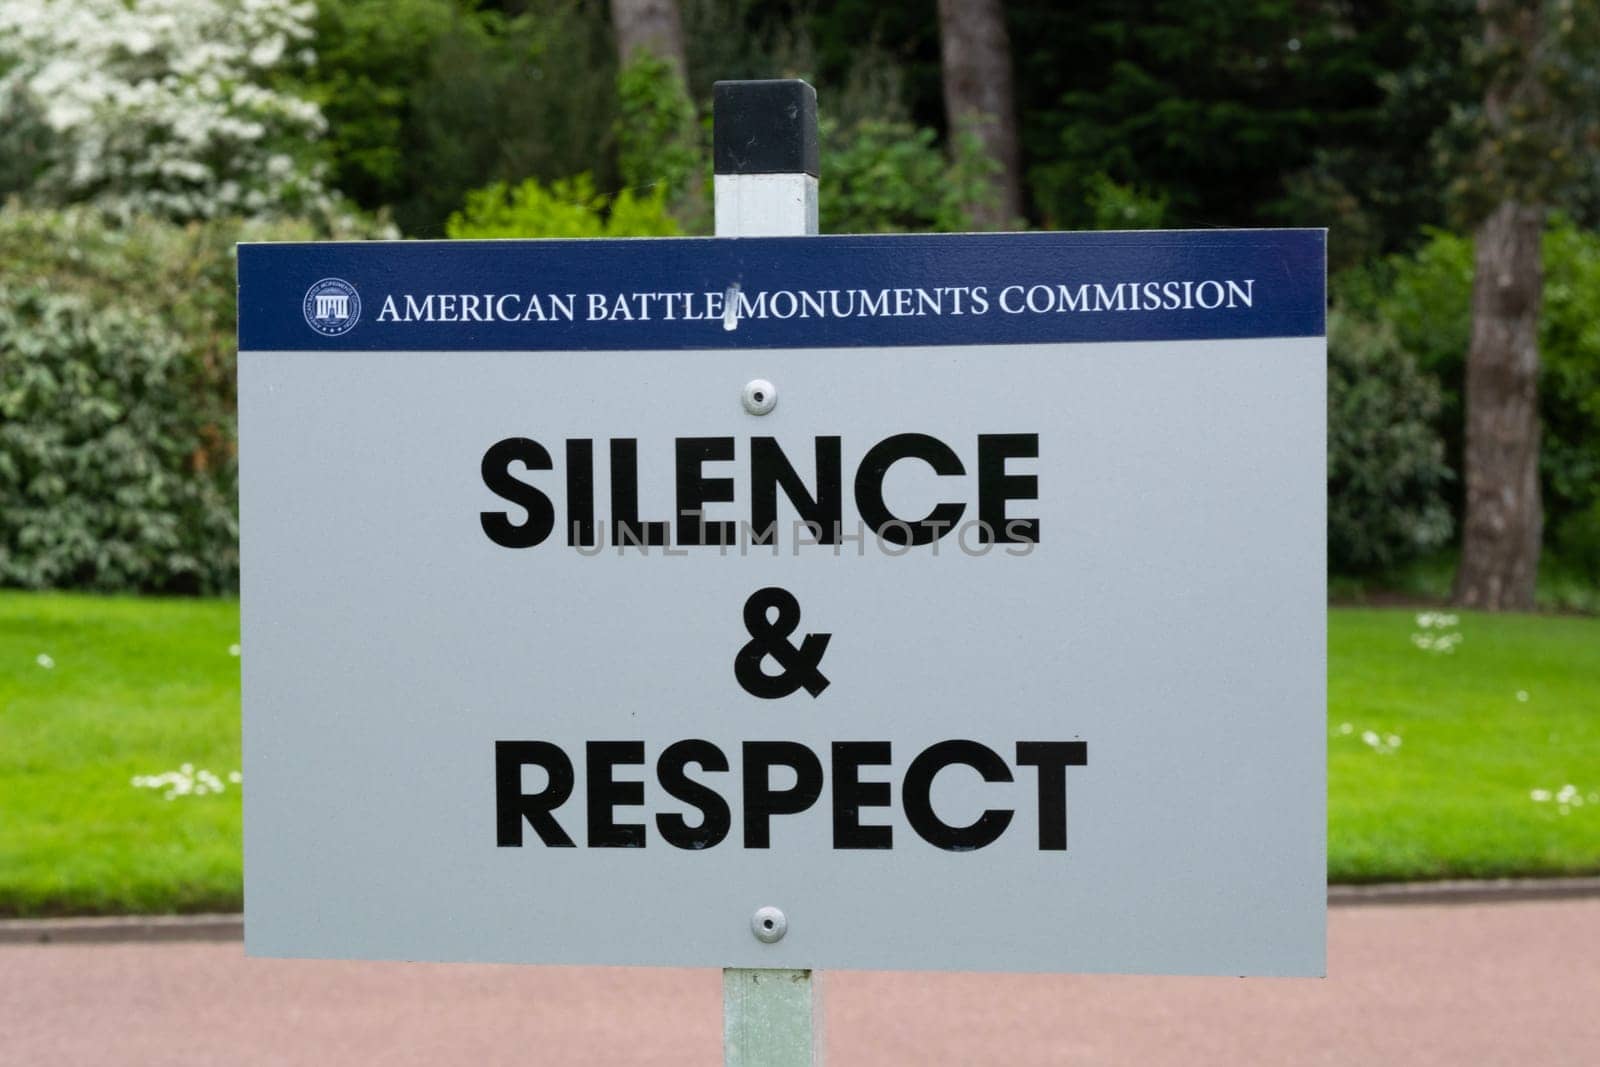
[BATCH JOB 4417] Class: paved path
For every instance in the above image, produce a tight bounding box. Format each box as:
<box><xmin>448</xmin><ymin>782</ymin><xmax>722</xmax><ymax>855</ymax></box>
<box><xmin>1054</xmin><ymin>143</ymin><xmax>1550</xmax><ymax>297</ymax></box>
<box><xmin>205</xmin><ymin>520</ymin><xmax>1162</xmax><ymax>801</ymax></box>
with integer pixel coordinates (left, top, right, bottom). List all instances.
<box><xmin>4</xmin><ymin>899</ymin><xmax>1596</xmax><ymax>1065</ymax></box>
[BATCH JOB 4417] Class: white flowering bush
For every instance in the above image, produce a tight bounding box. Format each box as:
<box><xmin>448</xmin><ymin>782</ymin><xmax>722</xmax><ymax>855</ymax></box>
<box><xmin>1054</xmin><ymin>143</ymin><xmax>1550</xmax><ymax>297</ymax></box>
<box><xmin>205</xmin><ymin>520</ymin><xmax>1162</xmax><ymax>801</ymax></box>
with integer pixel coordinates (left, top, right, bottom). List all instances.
<box><xmin>0</xmin><ymin>0</ymin><xmax>332</xmax><ymax>220</ymax></box>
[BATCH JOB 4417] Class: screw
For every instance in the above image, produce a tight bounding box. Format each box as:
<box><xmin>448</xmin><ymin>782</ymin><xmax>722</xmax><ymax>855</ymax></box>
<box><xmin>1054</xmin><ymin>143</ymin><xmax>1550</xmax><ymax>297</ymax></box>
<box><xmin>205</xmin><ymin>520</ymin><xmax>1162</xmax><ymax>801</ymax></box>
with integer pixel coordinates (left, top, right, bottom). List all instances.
<box><xmin>742</xmin><ymin>379</ymin><xmax>777</xmax><ymax>416</ymax></box>
<box><xmin>751</xmin><ymin>905</ymin><xmax>787</xmax><ymax>943</ymax></box>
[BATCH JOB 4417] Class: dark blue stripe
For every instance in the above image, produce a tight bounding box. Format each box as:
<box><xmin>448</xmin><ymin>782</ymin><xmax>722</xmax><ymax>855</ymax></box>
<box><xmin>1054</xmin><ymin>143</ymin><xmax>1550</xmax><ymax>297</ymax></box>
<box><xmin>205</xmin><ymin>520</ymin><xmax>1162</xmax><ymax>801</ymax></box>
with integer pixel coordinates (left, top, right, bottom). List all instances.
<box><xmin>239</xmin><ymin>230</ymin><xmax>1325</xmax><ymax>351</ymax></box>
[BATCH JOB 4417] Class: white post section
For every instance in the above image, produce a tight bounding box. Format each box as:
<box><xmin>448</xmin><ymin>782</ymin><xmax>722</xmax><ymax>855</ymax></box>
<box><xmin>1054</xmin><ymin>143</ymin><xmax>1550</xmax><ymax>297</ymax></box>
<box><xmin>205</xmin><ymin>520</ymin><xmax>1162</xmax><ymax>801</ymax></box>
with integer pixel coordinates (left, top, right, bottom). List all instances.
<box><xmin>713</xmin><ymin>78</ymin><xmax>823</xmax><ymax>1067</ymax></box>
<box><xmin>713</xmin><ymin>80</ymin><xmax>820</xmax><ymax>239</ymax></box>
<box><xmin>714</xmin><ymin>173</ymin><xmax>818</xmax><ymax>237</ymax></box>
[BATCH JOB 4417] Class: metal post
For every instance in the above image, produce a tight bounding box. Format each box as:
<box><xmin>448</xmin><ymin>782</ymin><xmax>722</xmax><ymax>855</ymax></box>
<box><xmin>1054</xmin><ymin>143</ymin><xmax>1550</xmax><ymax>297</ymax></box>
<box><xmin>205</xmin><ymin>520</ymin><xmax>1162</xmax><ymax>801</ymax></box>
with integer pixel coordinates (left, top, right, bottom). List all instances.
<box><xmin>723</xmin><ymin>967</ymin><xmax>823</xmax><ymax>1067</ymax></box>
<box><xmin>713</xmin><ymin>77</ymin><xmax>823</xmax><ymax>1067</ymax></box>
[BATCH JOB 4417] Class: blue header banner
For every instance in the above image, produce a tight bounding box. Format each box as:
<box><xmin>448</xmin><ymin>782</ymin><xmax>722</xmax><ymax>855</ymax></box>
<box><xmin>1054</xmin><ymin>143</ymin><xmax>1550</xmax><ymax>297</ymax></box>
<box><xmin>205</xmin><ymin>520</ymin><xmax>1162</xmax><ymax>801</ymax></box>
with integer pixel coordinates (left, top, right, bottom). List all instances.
<box><xmin>239</xmin><ymin>229</ymin><xmax>1325</xmax><ymax>352</ymax></box>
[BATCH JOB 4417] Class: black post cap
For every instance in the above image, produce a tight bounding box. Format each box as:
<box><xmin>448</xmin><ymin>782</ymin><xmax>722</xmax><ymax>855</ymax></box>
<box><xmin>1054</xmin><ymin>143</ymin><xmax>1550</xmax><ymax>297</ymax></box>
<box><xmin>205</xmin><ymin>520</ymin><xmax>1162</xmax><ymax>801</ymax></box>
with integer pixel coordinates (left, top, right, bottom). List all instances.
<box><xmin>713</xmin><ymin>79</ymin><xmax>819</xmax><ymax>178</ymax></box>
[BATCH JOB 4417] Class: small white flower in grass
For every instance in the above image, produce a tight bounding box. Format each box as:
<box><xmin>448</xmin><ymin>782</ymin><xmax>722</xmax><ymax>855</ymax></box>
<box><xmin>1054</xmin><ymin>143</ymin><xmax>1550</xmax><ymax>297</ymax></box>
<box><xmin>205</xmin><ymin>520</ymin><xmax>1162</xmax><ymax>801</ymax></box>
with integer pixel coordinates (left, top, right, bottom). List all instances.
<box><xmin>1516</xmin><ymin>690</ymin><xmax>1530</xmax><ymax>703</ymax></box>
<box><xmin>228</xmin><ymin>771</ymin><xmax>242</xmax><ymax>784</ymax></box>
<box><xmin>1339</xmin><ymin>723</ymin><xmax>1353</xmax><ymax>735</ymax></box>
<box><xmin>1354</xmin><ymin>727</ymin><xmax>1402</xmax><ymax>755</ymax></box>
<box><xmin>131</xmin><ymin>764</ymin><xmax>241</xmax><ymax>799</ymax></box>
<box><xmin>36</xmin><ymin>653</ymin><xmax>54</xmax><ymax>669</ymax></box>
<box><xmin>1410</xmin><ymin>616</ymin><xmax>1463</xmax><ymax>654</ymax></box>
<box><xmin>1530</xmin><ymin>785</ymin><xmax>1593</xmax><ymax>815</ymax></box>
<box><xmin>229</xmin><ymin>644</ymin><xmax>241</xmax><ymax>657</ymax></box>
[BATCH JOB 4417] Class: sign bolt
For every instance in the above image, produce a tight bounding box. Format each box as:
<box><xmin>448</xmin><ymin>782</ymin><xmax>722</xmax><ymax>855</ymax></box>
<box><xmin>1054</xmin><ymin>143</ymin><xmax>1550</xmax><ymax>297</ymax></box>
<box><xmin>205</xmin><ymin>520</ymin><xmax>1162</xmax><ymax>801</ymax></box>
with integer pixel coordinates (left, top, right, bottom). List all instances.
<box><xmin>742</xmin><ymin>379</ymin><xmax>778</xmax><ymax>416</ymax></box>
<box><xmin>751</xmin><ymin>906</ymin><xmax>788</xmax><ymax>943</ymax></box>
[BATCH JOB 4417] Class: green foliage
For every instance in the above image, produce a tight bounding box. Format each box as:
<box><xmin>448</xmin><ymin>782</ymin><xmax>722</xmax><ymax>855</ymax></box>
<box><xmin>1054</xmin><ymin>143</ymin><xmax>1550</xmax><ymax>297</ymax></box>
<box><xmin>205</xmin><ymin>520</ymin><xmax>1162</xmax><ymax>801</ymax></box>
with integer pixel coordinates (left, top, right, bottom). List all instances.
<box><xmin>1333</xmin><ymin>229</ymin><xmax>1473</xmax><ymax>471</ymax></box>
<box><xmin>444</xmin><ymin>174</ymin><xmax>679</xmax><ymax>239</ymax></box>
<box><xmin>310</xmin><ymin>0</ymin><xmax>618</xmax><ymax>235</ymax></box>
<box><xmin>1272</xmin><ymin>2</ymin><xmax>1479</xmax><ymax>267</ymax></box>
<box><xmin>0</xmin><ymin>85</ymin><xmax>49</xmax><ymax>199</ymax></box>
<box><xmin>1277</xmin><ymin>162</ymin><xmax>1386</xmax><ymax>272</ymax></box>
<box><xmin>683</xmin><ymin>2</ymin><xmax>1003</xmax><ymax>234</ymax></box>
<box><xmin>820</xmin><ymin>119</ymin><xmax>996</xmax><ymax>234</ymax></box>
<box><xmin>1536</xmin><ymin>223</ymin><xmax>1600</xmax><ymax>541</ymax></box>
<box><xmin>0</xmin><ymin>206</ymin><xmax>366</xmax><ymax>593</ymax></box>
<box><xmin>1023</xmin><ymin>2</ymin><xmax>1381</xmax><ymax>230</ymax></box>
<box><xmin>0</xmin><ymin>287</ymin><xmax>236</xmax><ymax>593</ymax></box>
<box><xmin>1555</xmin><ymin>502</ymin><xmax>1600</xmax><ymax>586</ymax></box>
<box><xmin>1083</xmin><ymin>173</ymin><xmax>1167</xmax><ymax>230</ymax></box>
<box><xmin>685</xmin><ymin>0</ymin><xmax>889</xmax><ymax>116</ymax></box>
<box><xmin>309</xmin><ymin>0</ymin><xmax>460</xmax><ymax>210</ymax></box>
<box><xmin>1327</xmin><ymin>311</ymin><xmax>1455</xmax><ymax>574</ymax></box>
<box><xmin>615</xmin><ymin>52</ymin><xmax>703</xmax><ymax>214</ymax></box>
<box><xmin>1443</xmin><ymin>0</ymin><xmax>1600</xmax><ymax>225</ymax></box>
<box><xmin>1336</xmin><ymin>220</ymin><xmax>1600</xmax><ymax>555</ymax></box>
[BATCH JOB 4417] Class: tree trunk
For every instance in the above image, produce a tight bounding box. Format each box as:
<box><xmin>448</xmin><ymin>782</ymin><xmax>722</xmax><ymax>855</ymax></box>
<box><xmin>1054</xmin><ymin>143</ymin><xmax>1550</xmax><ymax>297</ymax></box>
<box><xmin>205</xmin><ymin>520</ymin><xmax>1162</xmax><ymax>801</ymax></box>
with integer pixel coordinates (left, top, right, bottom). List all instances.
<box><xmin>609</xmin><ymin>0</ymin><xmax>687</xmax><ymax>83</ymax></box>
<box><xmin>1454</xmin><ymin>200</ymin><xmax>1544</xmax><ymax>610</ymax></box>
<box><xmin>1453</xmin><ymin>0</ymin><xmax>1548</xmax><ymax>612</ymax></box>
<box><xmin>937</xmin><ymin>0</ymin><xmax>1023</xmax><ymax>228</ymax></box>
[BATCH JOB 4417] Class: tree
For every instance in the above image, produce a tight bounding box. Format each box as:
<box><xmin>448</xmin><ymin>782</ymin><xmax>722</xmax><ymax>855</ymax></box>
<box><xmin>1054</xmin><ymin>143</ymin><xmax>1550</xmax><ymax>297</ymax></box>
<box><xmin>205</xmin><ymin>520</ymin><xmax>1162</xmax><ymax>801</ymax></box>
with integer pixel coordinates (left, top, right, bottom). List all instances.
<box><xmin>1453</xmin><ymin>0</ymin><xmax>1600</xmax><ymax>610</ymax></box>
<box><xmin>609</xmin><ymin>0</ymin><xmax>687</xmax><ymax>81</ymax></box>
<box><xmin>936</xmin><ymin>0</ymin><xmax>1022</xmax><ymax>227</ymax></box>
<box><xmin>309</xmin><ymin>0</ymin><xmax>619</xmax><ymax>235</ymax></box>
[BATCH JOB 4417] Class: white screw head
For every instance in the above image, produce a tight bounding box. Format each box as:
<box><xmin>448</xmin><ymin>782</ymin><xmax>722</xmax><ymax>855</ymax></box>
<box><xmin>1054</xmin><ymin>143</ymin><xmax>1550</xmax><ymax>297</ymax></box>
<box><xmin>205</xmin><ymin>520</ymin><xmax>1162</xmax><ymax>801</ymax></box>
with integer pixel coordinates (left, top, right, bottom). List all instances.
<box><xmin>742</xmin><ymin>379</ymin><xmax>777</xmax><ymax>416</ymax></box>
<box><xmin>751</xmin><ymin>905</ymin><xmax>787</xmax><ymax>943</ymax></box>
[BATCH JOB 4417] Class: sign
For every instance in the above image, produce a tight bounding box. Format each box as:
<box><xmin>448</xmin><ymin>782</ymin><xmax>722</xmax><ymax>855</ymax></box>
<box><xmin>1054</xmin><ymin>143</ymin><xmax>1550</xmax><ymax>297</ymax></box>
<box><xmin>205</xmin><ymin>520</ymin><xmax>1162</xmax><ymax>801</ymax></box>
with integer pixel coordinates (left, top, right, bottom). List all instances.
<box><xmin>238</xmin><ymin>230</ymin><xmax>1326</xmax><ymax>975</ymax></box>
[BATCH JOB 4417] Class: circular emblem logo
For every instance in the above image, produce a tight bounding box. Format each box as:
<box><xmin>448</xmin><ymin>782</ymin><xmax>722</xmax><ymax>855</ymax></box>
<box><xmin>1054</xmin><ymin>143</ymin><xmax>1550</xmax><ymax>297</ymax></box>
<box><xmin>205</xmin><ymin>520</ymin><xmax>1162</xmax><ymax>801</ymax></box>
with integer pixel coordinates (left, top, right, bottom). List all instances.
<box><xmin>302</xmin><ymin>278</ymin><xmax>361</xmax><ymax>337</ymax></box>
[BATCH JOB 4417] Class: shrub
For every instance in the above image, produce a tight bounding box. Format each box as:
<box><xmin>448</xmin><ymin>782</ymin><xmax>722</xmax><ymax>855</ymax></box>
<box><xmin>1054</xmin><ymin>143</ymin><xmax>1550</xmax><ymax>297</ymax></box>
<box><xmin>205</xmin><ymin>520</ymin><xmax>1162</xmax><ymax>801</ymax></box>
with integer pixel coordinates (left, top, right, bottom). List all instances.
<box><xmin>1327</xmin><ymin>310</ymin><xmax>1454</xmax><ymax>574</ymax></box>
<box><xmin>0</xmin><ymin>206</ymin><xmax>365</xmax><ymax>593</ymax></box>
<box><xmin>0</xmin><ymin>287</ymin><xmax>236</xmax><ymax>592</ymax></box>
<box><xmin>1555</xmin><ymin>502</ymin><xmax>1600</xmax><ymax>585</ymax></box>
<box><xmin>615</xmin><ymin>52</ymin><xmax>703</xmax><ymax>218</ymax></box>
<box><xmin>444</xmin><ymin>174</ymin><xmax>679</xmax><ymax>239</ymax></box>
<box><xmin>1536</xmin><ymin>224</ymin><xmax>1600</xmax><ymax>558</ymax></box>
<box><xmin>1084</xmin><ymin>172</ymin><xmax>1167</xmax><ymax>231</ymax></box>
<box><xmin>820</xmin><ymin>119</ymin><xmax>998</xmax><ymax>234</ymax></box>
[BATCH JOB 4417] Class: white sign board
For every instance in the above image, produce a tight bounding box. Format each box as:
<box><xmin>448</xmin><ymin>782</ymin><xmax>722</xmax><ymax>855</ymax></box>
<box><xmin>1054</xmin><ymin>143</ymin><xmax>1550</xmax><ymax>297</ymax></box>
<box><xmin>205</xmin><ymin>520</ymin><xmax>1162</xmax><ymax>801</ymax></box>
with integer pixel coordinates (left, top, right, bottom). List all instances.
<box><xmin>238</xmin><ymin>231</ymin><xmax>1326</xmax><ymax>975</ymax></box>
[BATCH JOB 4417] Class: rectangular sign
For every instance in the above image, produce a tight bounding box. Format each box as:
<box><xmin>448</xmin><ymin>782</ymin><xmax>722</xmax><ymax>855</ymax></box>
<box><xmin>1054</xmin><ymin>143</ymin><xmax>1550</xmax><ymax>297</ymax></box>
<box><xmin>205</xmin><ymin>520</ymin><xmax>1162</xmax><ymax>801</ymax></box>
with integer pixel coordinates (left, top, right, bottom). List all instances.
<box><xmin>239</xmin><ymin>230</ymin><xmax>1326</xmax><ymax>975</ymax></box>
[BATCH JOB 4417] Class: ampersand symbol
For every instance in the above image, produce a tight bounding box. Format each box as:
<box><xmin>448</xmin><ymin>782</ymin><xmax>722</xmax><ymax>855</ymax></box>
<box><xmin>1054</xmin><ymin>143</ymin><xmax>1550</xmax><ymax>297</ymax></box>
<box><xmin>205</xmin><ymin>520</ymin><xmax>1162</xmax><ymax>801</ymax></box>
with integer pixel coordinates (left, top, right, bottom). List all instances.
<box><xmin>735</xmin><ymin>587</ymin><xmax>831</xmax><ymax>699</ymax></box>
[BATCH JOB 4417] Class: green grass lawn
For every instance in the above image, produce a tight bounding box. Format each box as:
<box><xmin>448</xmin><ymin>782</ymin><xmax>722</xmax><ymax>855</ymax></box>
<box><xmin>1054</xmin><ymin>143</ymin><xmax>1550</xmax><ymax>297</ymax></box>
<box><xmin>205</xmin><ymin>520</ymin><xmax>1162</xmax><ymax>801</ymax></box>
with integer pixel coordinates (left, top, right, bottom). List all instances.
<box><xmin>1</xmin><ymin>592</ymin><xmax>1597</xmax><ymax>915</ymax></box>
<box><xmin>0</xmin><ymin>593</ymin><xmax>241</xmax><ymax>915</ymax></box>
<box><xmin>1330</xmin><ymin>607</ymin><xmax>1600</xmax><ymax>881</ymax></box>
